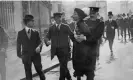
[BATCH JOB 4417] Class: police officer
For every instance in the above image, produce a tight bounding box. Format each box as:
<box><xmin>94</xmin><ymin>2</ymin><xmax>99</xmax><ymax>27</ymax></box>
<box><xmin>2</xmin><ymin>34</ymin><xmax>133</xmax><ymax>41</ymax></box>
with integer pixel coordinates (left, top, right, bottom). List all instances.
<box><xmin>85</xmin><ymin>7</ymin><xmax>104</xmax><ymax>80</ymax></box>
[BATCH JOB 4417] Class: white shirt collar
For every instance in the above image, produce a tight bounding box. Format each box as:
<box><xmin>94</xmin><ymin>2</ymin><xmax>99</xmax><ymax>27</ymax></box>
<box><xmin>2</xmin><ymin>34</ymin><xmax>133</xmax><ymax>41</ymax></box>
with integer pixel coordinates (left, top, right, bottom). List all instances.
<box><xmin>55</xmin><ymin>23</ymin><xmax>62</xmax><ymax>27</ymax></box>
<box><xmin>109</xmin><ymin>19</ymin><xmax>112</xmax><ymax>21</ymax></box>
<box><xmin>25</xmin><ymin>26</ymin><xmax>32</xmax><ymax>32</ymax></box>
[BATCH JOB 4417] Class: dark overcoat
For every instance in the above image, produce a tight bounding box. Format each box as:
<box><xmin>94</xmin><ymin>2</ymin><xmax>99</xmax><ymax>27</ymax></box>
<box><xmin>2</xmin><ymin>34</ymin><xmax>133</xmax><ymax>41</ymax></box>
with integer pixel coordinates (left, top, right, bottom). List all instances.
<box><xmin>45</xmin><ymin>23</ymin><xmax>75</xmax><ymax>60</ymax></box>
<box><xmin>72</xmin><ymin>19</ymin><xmax>104</xmax><ymax>77</ymax></box>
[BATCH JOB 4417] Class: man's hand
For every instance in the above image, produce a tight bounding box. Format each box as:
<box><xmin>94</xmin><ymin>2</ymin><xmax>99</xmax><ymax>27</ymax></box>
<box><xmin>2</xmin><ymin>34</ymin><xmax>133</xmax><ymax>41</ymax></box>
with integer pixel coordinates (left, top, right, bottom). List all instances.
<box><xmin>36</xmin><ymin>46</ymin><xmax>41</xmax><ymax>53</ymax></box>
<box><xmin>75</xmin><ymin>34</ymin><xmax>86</xmax><ymax>42</ymax></box>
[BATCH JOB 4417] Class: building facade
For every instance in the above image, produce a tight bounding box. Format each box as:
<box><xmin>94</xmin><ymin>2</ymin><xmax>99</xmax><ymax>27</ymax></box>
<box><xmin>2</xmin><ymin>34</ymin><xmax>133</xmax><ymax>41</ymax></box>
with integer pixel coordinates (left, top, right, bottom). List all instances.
<box><xmin>0</xmin><ymin>1</ymin><xmax>62</xmax><ymax>40</ymax></box>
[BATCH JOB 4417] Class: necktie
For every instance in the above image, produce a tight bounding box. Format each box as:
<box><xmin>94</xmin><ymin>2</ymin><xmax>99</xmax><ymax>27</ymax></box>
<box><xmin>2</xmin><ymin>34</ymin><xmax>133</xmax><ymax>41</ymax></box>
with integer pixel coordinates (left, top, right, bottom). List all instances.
<box><xmin>27</xmin><ymin>29</ymin><xmax>31</xmax><ymax>39</ymax></box>
<box><xmin>28</xmin><ymin>29</ymin><xmax>30</xmax><ymax>34</ymax></box>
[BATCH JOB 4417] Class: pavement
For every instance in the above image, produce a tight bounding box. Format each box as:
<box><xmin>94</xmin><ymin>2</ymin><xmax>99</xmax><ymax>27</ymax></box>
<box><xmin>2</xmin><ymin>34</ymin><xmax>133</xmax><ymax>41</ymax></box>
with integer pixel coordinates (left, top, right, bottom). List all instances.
<box><xmin>33</xmin><ymin>39</ymin><xmax>133</xmax><ymax>80</ymax></box>
<box><xmin>2</xmin><ymin>34</ymin><xmax>133</xmax><ymax>80</ymax></box>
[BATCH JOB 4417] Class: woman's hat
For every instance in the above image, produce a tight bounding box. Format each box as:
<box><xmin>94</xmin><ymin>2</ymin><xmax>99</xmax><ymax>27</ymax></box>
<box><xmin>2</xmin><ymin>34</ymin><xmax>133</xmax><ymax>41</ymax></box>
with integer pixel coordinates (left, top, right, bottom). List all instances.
<box><xmin>74</xmin><ymin>8</ymin><xmax>87</xmax><ymax>20</ymax></box>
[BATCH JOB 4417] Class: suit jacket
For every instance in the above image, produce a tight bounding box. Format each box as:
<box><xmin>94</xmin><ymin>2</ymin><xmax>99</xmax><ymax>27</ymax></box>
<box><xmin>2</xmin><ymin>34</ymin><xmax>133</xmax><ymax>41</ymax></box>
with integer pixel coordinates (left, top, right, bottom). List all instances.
<box><xmin>105</xmin><ymin>20</ymin><xmax>118</xmax><ymax>34</ymax></box>
<box><xmin>17</xmin><ymin>28</ymin><xmax>42</xmax><ymax>58</ymax></box>
<box><xmin>44</xmin><ymin>23</ymin><xmax>75</xmax><ymax>60</ymax></box>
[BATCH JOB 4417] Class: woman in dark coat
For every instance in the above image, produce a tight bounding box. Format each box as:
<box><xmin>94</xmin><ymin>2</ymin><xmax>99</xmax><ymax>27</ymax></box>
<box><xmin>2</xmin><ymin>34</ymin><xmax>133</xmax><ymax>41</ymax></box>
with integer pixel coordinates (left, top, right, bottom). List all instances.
<box><xmin>72</xmin><ymin>7</ymin><xmax>104</xmax><ymax>80</ymax></box>
<box><xmin>71</xmin><ymin>8</ymin><xmax>90</xmax><ymax>80</ymax></box>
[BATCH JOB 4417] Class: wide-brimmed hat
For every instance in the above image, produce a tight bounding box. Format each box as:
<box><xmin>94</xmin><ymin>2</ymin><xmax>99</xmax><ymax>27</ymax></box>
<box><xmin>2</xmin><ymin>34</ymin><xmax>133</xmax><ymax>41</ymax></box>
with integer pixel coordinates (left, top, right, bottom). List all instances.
<box><xmin>74</xmin><ymin>8</ymin><xmax>87</xmax><ymax>20</ymax></box>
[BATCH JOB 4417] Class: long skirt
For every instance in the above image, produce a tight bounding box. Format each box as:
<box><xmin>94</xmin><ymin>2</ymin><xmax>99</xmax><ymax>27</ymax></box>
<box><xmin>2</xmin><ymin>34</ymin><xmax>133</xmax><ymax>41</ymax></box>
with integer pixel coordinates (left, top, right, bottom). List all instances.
<box><xmin>72</xmin><ymin>42</ymin><xmax>97</xmax><ymax>77</ymax></box>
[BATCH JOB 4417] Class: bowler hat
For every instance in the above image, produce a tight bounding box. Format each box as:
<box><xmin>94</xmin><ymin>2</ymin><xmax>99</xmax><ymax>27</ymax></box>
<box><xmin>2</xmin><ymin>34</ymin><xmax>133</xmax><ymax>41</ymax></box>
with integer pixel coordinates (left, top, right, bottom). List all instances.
<box><xmin>108</xmin><ymin>11</ymin><xmax>113</xmax><ymax>16</ymax></box>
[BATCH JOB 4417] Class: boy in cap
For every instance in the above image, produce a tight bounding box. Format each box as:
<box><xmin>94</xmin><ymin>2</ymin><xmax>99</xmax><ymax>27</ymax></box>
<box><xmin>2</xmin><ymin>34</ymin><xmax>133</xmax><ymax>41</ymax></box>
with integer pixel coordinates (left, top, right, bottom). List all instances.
<box><xmin>17</xmin><ymin>15</ymin><xmax>45</xmax><ymax>80</ymax></box>
<box><xmin>105</xmin><ymin>11</ymin><xmax>118</xmax><ymax>60</ymax></box>
<box><xmin>45</xmin><ymin>12</ymin><xmax>75</xmax><ymax>80</ymax></box>
<box><xmin>84</xmin><ymin>7</ymin><xmax>104</xmax><ymax>80</ymax></box>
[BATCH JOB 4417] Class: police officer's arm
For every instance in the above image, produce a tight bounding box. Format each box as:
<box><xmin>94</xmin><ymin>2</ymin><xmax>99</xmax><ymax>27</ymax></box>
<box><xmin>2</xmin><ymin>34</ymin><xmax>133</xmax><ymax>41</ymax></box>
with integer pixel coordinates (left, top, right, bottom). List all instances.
<box><xmin>17</xmin><ymin>32</ymin><xmax>22</xmax><ymax>58</ymax></box>
<box><xmin>67</xmin><ymin>25</ymin><xmax>75</xmax><ymax>42</ymax></box>
<box><xmin>86</xmin><ymin>22</ymin><xmax>105</xmax><ymax>41</ymax></box>
<box><xmin>44</xmin><ymin>27</ymin><xmax>52</xmax><ymax>46</ymax></box>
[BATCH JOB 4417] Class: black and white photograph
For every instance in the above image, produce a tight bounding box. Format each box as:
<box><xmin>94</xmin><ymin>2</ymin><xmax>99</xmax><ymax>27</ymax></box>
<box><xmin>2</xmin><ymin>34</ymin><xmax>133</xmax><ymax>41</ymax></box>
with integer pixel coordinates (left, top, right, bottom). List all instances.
<box><xmin>0</xmin><ymin>0</ymin><xmax>133</xmax><ymax>80</ymax></box>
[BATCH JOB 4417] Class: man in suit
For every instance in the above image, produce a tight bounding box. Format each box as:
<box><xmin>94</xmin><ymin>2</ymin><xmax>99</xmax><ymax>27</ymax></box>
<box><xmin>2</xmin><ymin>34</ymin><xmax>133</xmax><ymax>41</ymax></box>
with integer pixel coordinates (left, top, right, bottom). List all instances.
<box><xmin>17</xmin><ymin>15</ymin><xmax>45</xmax><ymax>80</ymax></box>
<box><xmin>0</xmin><ymin>26</ymin><xmax>8</xmax><ymax>80</ymax></box>
<box><xmin>45</xmin><ymin>13</ymin><xmax>75</xmax><ymax>80</ymax></box>
<box><xmin>105</xmin><ymin>12</ymin><xmax>118</xmax><ymax>59</ymax></box>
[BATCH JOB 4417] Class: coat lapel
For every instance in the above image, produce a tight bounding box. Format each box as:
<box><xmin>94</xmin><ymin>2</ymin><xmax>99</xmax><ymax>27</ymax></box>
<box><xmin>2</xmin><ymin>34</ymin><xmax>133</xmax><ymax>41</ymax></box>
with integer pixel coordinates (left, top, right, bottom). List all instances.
<box><xmin>22</xmin><ymin>29</ymin><xmax>30</xmax><ymax>41</ymax></box>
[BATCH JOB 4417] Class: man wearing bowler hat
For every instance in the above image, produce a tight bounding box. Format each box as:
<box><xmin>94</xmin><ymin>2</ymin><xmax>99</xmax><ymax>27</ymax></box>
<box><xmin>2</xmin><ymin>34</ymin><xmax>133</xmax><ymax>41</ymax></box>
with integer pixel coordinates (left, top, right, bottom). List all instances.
<box><xmin>17</xmin><ymin>15</ymin><xmax>45</xmax><ymax>80</ymax></box>
<box><xmin>85</xmin><ymin>7</ymin><xmax>104</xmax><ymax>80</ymax></box>
<box><xmin>44</xmin><ymin>12</ymin><xmax>75</xmax><ymax>80</ymax></box>
<box><xmin>105</xmin><ymin>11</ymin><xmax>118</xmax><ymax>60</ymax></box>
